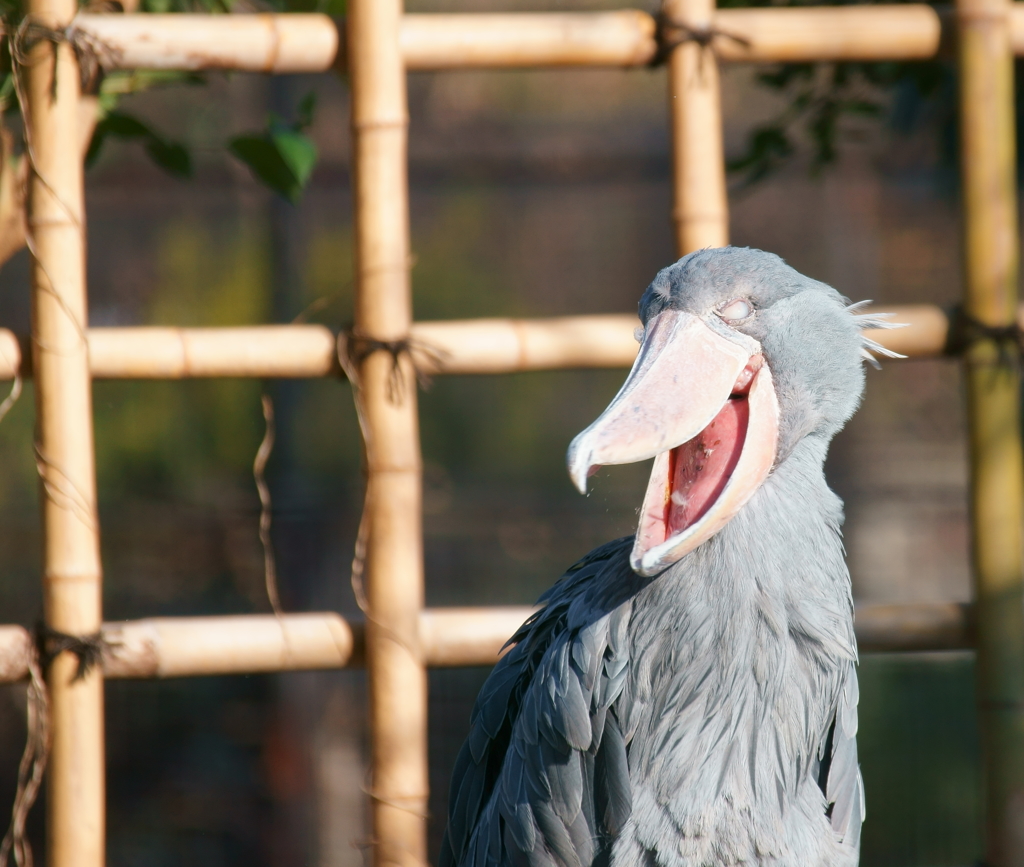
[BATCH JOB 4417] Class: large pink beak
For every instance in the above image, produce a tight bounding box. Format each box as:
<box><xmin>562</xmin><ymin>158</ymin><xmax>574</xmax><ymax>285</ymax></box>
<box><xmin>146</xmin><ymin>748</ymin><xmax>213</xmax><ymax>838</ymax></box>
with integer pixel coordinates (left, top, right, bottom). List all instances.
<box><xmin>567</xmin><ymin>310</ymin><xmax>780</xmax><ymax>577</ymax></box>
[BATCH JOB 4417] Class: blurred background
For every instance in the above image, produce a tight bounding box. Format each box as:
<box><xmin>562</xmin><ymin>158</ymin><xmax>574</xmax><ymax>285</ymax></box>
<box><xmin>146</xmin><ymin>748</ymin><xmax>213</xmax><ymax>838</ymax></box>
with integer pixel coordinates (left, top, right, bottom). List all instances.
<box><xmin>0</xmin><ymin>2</ymin><xmax>985</xmax><ymax>864</ymax></box>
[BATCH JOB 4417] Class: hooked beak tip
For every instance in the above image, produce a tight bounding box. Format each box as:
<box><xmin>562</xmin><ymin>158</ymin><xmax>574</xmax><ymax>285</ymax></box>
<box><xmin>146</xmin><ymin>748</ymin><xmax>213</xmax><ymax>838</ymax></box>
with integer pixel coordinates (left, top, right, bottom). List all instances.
<box><xmin>566</xmin><ymin>439</ymin><xmax>592</xmax><ymax>495</ymax></box>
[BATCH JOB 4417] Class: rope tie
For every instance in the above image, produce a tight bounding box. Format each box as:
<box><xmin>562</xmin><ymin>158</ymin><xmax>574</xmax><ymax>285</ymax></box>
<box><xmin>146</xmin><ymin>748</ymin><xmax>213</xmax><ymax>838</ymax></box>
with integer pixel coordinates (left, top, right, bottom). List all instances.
<box><xmin>253</xmin><ymin>393</ymin><xmax>282</xmax><ymax>617</ymax></box>
<box><xmin>335</xmin><ymin>334</ymin><xmax>434</xmax><ymax>662</ymax></box>
<box><xmin>649</xmin><ymin>10</ymin><xmax>750</xmax><ymax>72</ymax></box>
<box><xmin>2</xmin><ymin>12</ymin><xmax>99</xmax><ymax>340</ymax></box>
<box><xmin>944</xmin><ymin>305</ymin><xmax>1024</xmax><ymax>368</ymax></box>
<box><xmin>7</xmin><ymin>16</ymin><xmax>115</xmax><ymax>95</ymax></box>
<box><xmin>0</xmin><ymin>621</ymin><xmax>113</xmax><ymax>867</ymax></box>
<box><xmin>341</xmin><ymin>328</ymin><xmax>448</xmax><ymax>405</ymax></box>
<box><xmin>0</xmin><ymin>638</ymin><xmax>47</xmax><ymax>867</ymax></box>
<box><xmin>0</xmin><ymin>22</ymin><xmax>113</xmax><ymax>862</ymax></box>
<box><xmin>250</xmin><ymin>392</ymin><xmax>299</xmax><ymax>667</ymax></box>
<box><xmin>336</xmin><ymin>324</ymin><xmax>449</xmax><ymax>867</ymax></box>
<box><xmin>36</xmin><ymin>623</ymin><xmax>112</xmax><ymax>682</ymax></box>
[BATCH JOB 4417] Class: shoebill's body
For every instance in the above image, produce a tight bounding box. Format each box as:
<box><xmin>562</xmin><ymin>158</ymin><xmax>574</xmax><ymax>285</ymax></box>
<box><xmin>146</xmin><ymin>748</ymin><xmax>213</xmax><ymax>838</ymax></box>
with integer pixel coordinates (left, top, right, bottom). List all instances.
<box><xmin>441</xmin><ymin>247</ymin><xmax>894</xmax><ymax>867</ymax></box>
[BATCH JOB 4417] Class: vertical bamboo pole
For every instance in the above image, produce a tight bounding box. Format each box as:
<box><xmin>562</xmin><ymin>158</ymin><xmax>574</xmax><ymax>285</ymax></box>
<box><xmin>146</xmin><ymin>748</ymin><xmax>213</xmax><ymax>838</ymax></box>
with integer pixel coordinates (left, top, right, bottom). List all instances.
<box><xmin>348</xmin><ymin>0</ymin><xmax>428</xmax><ymax>863</ymax></box>
<box><xmin>24</xmin><ymin>0</ymin><xmax>105</xmax><ymax>866</ymax></box>
<box><xmin>958</xmin><ymin>0</ymin><xmax>1024</xmax><ymax>862</ymax></box>
<box><xmin>664</xmin><ymin>0</ymin><xmax>729</xmax><ymax>255</ymax></box>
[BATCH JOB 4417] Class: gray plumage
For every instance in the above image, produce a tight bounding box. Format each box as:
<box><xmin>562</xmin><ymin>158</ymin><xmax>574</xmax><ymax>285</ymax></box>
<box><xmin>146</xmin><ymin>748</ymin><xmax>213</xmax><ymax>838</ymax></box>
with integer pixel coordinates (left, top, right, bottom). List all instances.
<box><xmin>440</xmin><ymin>247</ymin><xmax>874</xmax><ymax>867</ymax></box>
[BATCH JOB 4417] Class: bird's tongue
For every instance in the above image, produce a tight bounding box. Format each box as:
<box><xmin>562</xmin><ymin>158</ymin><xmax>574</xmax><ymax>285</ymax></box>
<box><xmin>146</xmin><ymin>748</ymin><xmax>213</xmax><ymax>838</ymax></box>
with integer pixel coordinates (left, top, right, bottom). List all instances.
<box><xmin>665</xmin><ymin>397</ymin><xmax>747</xmax><ymax>536</ymax></box>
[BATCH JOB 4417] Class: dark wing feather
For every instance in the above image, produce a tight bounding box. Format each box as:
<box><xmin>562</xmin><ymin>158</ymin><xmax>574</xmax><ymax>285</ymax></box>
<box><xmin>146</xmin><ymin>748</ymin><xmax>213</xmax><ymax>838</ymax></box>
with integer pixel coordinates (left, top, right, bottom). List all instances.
<box><xmin>440</xmin><ymin>538</ymin><xmax>636</xmax><ymax>867</ymax></box>
<box><xmin>817</xmin><ymin>662</ymin><xmax>864</xmax><ymax>851</ymax></box>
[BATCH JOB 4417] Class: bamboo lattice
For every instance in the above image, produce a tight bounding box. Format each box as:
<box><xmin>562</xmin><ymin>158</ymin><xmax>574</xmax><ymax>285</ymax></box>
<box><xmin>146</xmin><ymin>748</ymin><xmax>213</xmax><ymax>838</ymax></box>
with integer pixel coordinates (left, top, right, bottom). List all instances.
<box><xmin>1</xmin><ymin>1</ymin><xmax>1019</xmax><ymax>866</ymax></box>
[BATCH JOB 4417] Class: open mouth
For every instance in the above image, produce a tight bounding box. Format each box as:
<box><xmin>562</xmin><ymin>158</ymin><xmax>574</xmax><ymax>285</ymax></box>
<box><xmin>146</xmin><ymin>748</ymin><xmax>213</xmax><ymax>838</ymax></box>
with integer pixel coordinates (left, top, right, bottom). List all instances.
<box><xmin>567</xmin><ymin>310</ymin><xmax>780</xmax><ymax>577</ymax></box>
<box><xmin>633</xmin><ymin>356</ymin><xmax>777</xmax><ymax>575</ymax></box>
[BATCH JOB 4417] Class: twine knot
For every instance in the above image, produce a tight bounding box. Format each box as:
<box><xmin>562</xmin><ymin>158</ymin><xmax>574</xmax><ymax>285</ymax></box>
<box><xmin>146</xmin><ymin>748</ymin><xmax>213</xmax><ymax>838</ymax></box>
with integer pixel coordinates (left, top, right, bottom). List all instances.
<box><xmin>342</xmin><ymin>328</ymin><xmax>448</xmax><ymax>404</ymax></box>
<box><xmin>7</xmin><ymin>15</ymin><xmax>117</xmax><ymax>93</ymax></box>
<box><xmin>649</xmin><ymin>10</ymin><xmax>750</xmax><ymax>69</ymax></box>
<box><xmin>36</xmin><ymin>623</ymin><xmax>111</xmax><ymax>682</ymax></box>
<box><xmin>944</xmin><ymin>305</ymin><xmax>1024</xmax><ymax>368</ymax></box>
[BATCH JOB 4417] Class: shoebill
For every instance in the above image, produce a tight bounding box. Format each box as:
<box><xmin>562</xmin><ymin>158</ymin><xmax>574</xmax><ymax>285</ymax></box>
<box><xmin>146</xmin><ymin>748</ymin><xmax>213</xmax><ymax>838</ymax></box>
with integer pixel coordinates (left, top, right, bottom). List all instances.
<box><xmin>440</xmin><ymin>246</ymin><xmax>899</xmax><ymax>867</ymax></box>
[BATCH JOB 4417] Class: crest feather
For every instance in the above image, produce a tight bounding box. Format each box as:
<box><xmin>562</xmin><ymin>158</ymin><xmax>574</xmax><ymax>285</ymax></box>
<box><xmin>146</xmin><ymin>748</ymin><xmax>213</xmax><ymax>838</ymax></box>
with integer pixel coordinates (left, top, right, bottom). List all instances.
<box><xmin>846</xmin><ymin>301</ymin><xmax>908</xmax><ymax>369</ymax></box>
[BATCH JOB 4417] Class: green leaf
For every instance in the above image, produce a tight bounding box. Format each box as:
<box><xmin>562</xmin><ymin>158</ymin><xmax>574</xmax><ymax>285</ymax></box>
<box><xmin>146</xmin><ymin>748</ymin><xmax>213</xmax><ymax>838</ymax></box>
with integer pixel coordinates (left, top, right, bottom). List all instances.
<box><xmin>144</xmin><ymin>138</ymin><xmax>192</xmax><ymax>178</ymax></box>
<box><xmin>86</xmin><ymin>110</ymin><xmax>192</xmax><ymax>178</ymax></box>
<box><xmin>227</xmin><ymin>93</ymin><xmax>318</xmax><ymax>203</ymax></box>
<box><xmin>96</xmin><ymin>113</ymin><xmax>151</xmax><ymax>141</ymax></box>
<box><xmin>228</xmin><ymin>131</ymin><xmax>317</xmax><ymax>202</ymax></box>
<box><xmin>272</xmin><ymin>129</ymin><xmax>317</xmax><ymax>188</ymax></box>
<box><xmin>229</xmin><ymin>134</ymin><xmax>301</xmax><ymax>202</ymax></box>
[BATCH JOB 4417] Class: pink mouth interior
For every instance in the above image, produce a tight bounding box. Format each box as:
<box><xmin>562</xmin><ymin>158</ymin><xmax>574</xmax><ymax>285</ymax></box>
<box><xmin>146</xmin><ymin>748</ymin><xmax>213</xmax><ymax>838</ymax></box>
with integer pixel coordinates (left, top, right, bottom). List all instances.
<box><xmin>665</xmin><ymin>396</ymin><xmax>748</xmax><ymax>536</ymax></box>
<box><xmin>638</xmin><ymin>360</ymin><xmax>760</xmax><ymax>550</ymax></box>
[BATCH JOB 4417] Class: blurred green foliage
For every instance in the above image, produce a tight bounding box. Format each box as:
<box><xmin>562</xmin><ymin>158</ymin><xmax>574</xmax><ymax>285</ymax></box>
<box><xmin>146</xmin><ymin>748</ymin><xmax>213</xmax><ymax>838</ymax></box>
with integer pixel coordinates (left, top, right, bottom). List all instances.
<box><xmin>0</xmin><ymin>0</ymin><xmax>969</xmax><ymax>189</ymax></box>
<box><xmin>82</xmin><ymin>216</ymin><xmax>363</xmax><ymax>506</ymax></box>
<box><xmin>0</xmin><ymin>0</ymin><xmax>323</xmax><ymax>200</ymax></box>
<box><xmin>87</xmin><ymin>110</ymin><xmax>192</xmax><ymax>176</ymax></box>
<box><xmin>717</xmin><ymin>0</ymin><xmax>957</xmax><ymax>184</ymax></box>
<box><xmin>727</xmin><ymin>62</ymin><xmax>952</xmax><ymax>183</ymax></box>
<box><xmin>95</xmin><ymin>222</ymin><xmax>271</xmax><ymax>500</ymax></box>
<box><xmin>229</xmin><ymin>93</ymin><xmax>318</xmax><ymax>203</ymax></box>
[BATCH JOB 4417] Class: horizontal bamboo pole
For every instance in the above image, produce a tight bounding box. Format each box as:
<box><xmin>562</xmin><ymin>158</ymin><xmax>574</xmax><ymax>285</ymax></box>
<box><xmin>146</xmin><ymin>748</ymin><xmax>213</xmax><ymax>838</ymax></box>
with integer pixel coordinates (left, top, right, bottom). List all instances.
<box><xmin>102</xmin><ymin>613</ymin><xmax>362</xmax><ymax>677</ymax></box>
<box><xmin>418</xmin><ymin>606</ymin><xmax>536</xmax><ymax>666</ymax></box>
<box><xmin>712</xmin><ymin>5</ymin><xmax>943</xmax><ymax>62</ymax></box>
<box><xmin>404</xmin><ymin>6</ymin><xmax>942</xmax><ymax>67</ymax></box>
<box><xmin>0</xmin><ymin>329</ymin><xmax>21</xmax><ymax>379</ymax></box>
<box><xmin>73</xmin><ymin>13</ymin><xmax>340</xmax><ymax>72</ymax></box>
<box><xmin>87</xmin><ymin>325</ymin><xmax>340</xmax><ymax>378</ymax></box>
<box><xmin>0</xmin><ymin>602</ymin><xmax>979</xmax><ymax>683</ymax></box>
<box><xmin>0</xmin><ymin>625</ymin><xmax>32</xmax><ymax>681</ymax></box>
<box><xmin>871</xmin><ymin>304</ymin><xmax>951</xmax><ymax>357</ymax></box>
<box><xmin>73</xmin><ymin>5</ymin><xmax>996</xmax><ymax>73</ymax></box>
<box><xmin>0</xmin><ymin>305</ymin><xmax>973</xmax><ymax>382</ymax></box>
<box><xmin>411</xmin><ymin>314</ymin><xmax>642</xmax><ymax>373</ymax></box>
<box><xmin>399</xmin><ymin>11</ymin><xmax>655</xmax><ymax>68</ymax></box>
